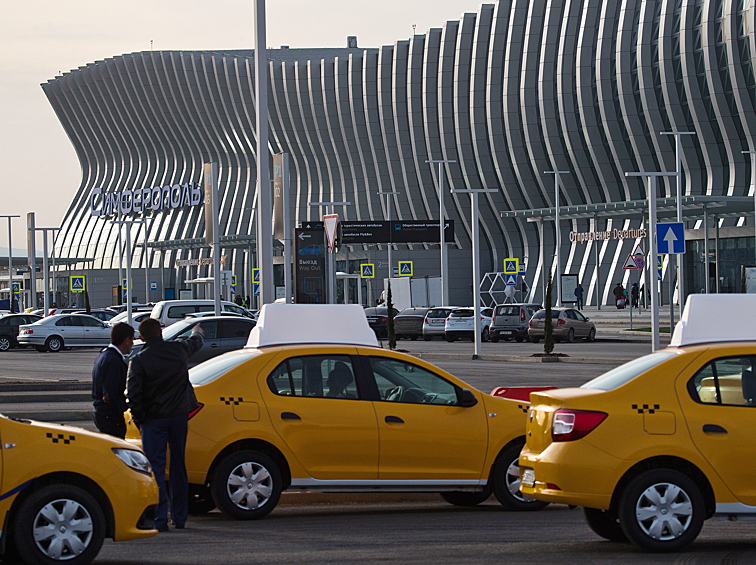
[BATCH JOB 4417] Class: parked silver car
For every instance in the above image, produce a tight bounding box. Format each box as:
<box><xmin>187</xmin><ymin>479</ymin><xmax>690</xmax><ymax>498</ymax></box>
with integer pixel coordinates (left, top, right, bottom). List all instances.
<box><xmin>18</xmin><ymin>314</ymin><xmax>113</xmax><ymax>352</ymax></box>
<box><xmin>527</xmin><ymin>308</ymin><xmax>596</xmax><ymax>343</ymax></box>
<box><xmin>489</xmin><ymin>303</ymin><xmax>541</xmax><ymax>343</ymax></box>
<box><xmin>421</xmin><ymin>307</ymin><xmax>457</xmax><ymax>341</ymax></box>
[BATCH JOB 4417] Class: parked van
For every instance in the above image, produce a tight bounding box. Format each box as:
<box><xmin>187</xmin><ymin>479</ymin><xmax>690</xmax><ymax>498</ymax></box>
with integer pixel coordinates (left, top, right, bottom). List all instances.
<box><xmin>150</xmin><ymin>300</ymin><xmax>251</xmax><ymax>327</ymax></box>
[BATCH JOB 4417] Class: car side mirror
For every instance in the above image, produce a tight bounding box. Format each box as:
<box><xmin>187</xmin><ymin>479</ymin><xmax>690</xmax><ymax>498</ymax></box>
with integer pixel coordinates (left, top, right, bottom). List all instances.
<box><xmin>585</xmin><ymin>317</ymin><xmax>590</xmax><ymax>321</ymax></box>
<box><xmin>457</xmin><ymin>388</ymin><xmax>478</xmax><ymax>408</ymax></box>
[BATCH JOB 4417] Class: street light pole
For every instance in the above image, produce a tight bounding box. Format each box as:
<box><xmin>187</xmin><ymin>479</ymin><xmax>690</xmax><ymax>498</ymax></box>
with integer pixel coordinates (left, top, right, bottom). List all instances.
<box><xmin>544</xmin><ymin>171</ymin><xmax>569</xmax><ymax>307</ymax></box>
<box><xmin>426</xmin><ymin>159</ymin><xmax>456</xmax><ymax>306</ymax></box>
<box><xmin>1</xmin><ymin>216</ymin><xmax>20</xmax><ymax>312</ymax></box>
<box><xmin>378</xmin><ymin>191</ymin><xmax>399</xmax><ymax>281</ymax></box>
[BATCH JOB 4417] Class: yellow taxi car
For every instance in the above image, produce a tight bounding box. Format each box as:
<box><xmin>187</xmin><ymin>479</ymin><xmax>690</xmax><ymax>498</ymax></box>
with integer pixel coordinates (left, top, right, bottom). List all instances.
<box><xmin>519</xmin><ymin>294</ymin><xmax>756</xmax><ymax>552</ymax></box>
<box><xmin>128</xmin><ymin>303</ymin><xmax>553</xmax><ymax>520</ymax></box>
<box><xmin>0</xmin><ymin>414</ymin><xmax>158</xmax><ymax>565</ymax></box>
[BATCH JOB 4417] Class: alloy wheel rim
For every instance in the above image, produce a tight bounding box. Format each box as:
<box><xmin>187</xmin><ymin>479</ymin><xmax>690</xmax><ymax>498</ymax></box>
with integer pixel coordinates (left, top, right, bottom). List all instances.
<box><xmin>226</xmin><ymin>462</ymin><xmax>273</xmax><ymax>510</ymax></box>
<box><xmin>635</xmin><ymin>482</ymin><xmax>693</xmax><ymax>541</ymax></box>
<box><xmin>506</xmin><ymin>458</ymin><xmax>536</xmax><ymax>503</ymax></box>
<box><xmin>0</xmin><ymin>337</ymin><xmax>9</xmax><ymax>351</ymax></box>
<box><xmin>33</xmin><ymin>498</ymin><xmax>93</xmax><ymax>561</ymax></box>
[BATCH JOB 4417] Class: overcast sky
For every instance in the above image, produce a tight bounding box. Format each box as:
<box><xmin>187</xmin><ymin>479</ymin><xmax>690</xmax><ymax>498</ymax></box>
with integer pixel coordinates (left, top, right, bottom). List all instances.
<box><xmin>1</xmin><ymin>0</ymin><xmax>481</xmax><ymax>253</ymax></box>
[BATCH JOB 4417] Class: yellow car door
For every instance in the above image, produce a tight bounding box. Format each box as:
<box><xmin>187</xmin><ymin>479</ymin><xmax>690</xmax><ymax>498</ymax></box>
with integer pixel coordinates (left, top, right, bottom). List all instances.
<box><xmin>261</xmin><ymin>351</ymin><xmax>379</xmax><ymax>480</ymax></box>
<box><xmin>682</xmin><ymin>353</ymin><xmax>756</xmax><ymax>505</ymax></box>
<box><xmin>364</xmin><ymin>353</ymin><xmax>489</xmax><ymax>480</ymax></box>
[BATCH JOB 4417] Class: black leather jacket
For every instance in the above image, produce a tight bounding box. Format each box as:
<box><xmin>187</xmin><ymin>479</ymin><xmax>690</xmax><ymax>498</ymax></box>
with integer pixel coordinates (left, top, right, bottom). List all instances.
<box><xmin>126</xmin><ymin>332</ymin><xmax>203</xmax><ymax>424</ymax></box>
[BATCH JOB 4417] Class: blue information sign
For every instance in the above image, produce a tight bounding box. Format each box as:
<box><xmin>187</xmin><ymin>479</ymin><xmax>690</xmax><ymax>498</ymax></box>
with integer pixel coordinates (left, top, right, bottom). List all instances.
<box><xmin>657</xmin><ymin>222</ymin><xmax>685</xmax><ymax>254</ymax></box>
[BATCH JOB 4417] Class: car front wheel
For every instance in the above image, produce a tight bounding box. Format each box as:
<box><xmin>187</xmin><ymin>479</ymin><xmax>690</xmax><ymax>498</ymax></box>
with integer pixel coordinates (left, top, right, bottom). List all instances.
<box><xmin>0</xmin><ymin>336</ymin><xmax>11</xmax><ymax>351</ymax></box>
<box><xmin>492</xmin><ymin>442</ymin><xmax>549</xmax><ymax>511</ymax></box>
<box><xmin>211</xmin><ymin>450</ymin><xmax>282</xmax><ymax>520</ymax></box>
<box><xmin>530</xmin><ymin>336</ymin><xmax>540</xmax><ymax>343</ymax></box>
<box><xmin>564</xmin><ymin>328</ymin><xmax>575</xmax><ymax>343</ymax></box>
<box><xmin>14</xmin><ymin>483</ymin><xmax>105</xmax><ymax>565</ymax></box>
<box><xmin>618</xmin><ymin>469</ymin><xmax>705</xmax><ymax>552</ymax></box>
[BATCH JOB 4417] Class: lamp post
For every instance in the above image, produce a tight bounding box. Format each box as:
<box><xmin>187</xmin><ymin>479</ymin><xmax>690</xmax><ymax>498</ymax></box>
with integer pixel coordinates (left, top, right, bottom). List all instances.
<box><xmin>110</xmin><ymin>220</ymin><xmax>141</xmax><ymax>326</ymax></box>
<box><xmin>742</xmin><ymin>151</ymin><xmax>756</xmax><ymax>261</ymax></box>
<box><xmin>0</xmin><ymin>216</ymin><xmax>20</xmax><ymax>312</ymax></box>
<box><xmin>544</xmin><ymin>171</ymin><xmax>569</xmax><ymax>306</ymax></box>
<box><xmin>308</xmin><ymin>201</ymin><xmax>350</xmax><ymax>304</ymax></box>
<box><xmin>450</xmin><ymin>188</ymin><xmax>497</xmax><ymax>359</ymax></box>
<box><xmin>378</xmin><ymin>191</ymin><xmax>399</xmax><ymax>280</ymax></box>
<box><xmin>426</xmin><ymin>159</ymin><xmax>456</xmax><ymax>306</ymax></box>
<box><xmin>32</xmin><ymin>227</ymin><xmax>60</xmax><ymax>316</ymax></box>
<box><xmin>625</xmin><ymin>171</ymin><xmax>677</xmax><ymax>352</ymax></box>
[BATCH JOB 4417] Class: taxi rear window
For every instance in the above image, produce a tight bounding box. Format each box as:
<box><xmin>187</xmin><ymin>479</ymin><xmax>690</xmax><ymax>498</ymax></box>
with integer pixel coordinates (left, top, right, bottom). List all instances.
<box><xmin>189</xmin><ymin>350</ymin><xmax>258</xmax><ymax>386</ymax></box>
<box><xmin>581</xmin><ymin>351</ymin><xmax>675</xmax><ymax>391</ymax></box>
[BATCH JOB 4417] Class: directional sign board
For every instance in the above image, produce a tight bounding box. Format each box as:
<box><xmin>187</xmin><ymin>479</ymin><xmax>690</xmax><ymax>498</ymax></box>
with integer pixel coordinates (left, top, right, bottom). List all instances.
<box><xmin>504</xmin><ymin>258</ymin><xmax>519</xmax><ymax>275</ymax></box>
<box><xmin>360</xmin><ymin>264</ymin><xmax>375</xmax><ymax>278</ymax></box>
<box><xmin>398</xmin><ymin>261</ymin><xmax>413</xmax><ymax>277</ymax></box>
<box><xmin>339</xmin><ymin>220</ymin><xmax>454</xmax><ymax>244</ymax></box>
<box><xmin>150</xmin><ymin>281</ymin><xmax>157</xmax><ymax>291</ymax></box>
<box><xmin>11</xmin><ymin>282</ymin><xmax>21</xmax><ymax>295</ymax></box>
<box><xmin>657</xmin><ymin>222</ymin><xmax>685</xmax><ymax>254</ymax></box>
<box><xmin>294</xmin><ymin>226</ymin><xmax>326</xmax><ymax>304</ymax></box>
<box><xmin>519</xmin><ymin>262</ymin><xmax>526</xmax><ymax>274</ymax></box>
<box><xmin>70</xmin><ymin>276</ymin><xmax>85</xmax><ymax>293</ymax></box>
<box><xmin>505</xmin><ymin>274</ymin><xmax>518</xmax><ymax>286</ymax></box>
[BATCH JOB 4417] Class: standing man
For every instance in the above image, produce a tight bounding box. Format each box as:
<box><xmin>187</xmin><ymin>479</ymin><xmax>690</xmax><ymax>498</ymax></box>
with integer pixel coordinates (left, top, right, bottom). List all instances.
<box><xmin>127</xmin><ymin>317</ymin><xmax>204</xmax><ymax>532</ymax></box>
<box><xmin>574</xmin><ymin>283</ymin><xmax>584</xmax><ymax>310</ymax></box>
<box><xmin>631</xmin><ymin>282</ymin><xmax>640</xmax><ymax>309</ymax></box>
<box><xmin>91</xmin><ymin>322</ymin><xmax>134</xmax><ymax>439</ymax></box>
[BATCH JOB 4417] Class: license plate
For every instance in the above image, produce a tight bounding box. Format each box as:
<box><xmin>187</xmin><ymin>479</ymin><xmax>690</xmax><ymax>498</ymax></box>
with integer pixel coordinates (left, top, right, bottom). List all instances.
<box><xmin>501</xmin><ymin>330</ymin><xmax>512</xmax><ymax>335</ymax></box>
<box><xmin>521</xmin><ymin>468</ymin><xmax>535</xmax><ymax>488</ymax></box>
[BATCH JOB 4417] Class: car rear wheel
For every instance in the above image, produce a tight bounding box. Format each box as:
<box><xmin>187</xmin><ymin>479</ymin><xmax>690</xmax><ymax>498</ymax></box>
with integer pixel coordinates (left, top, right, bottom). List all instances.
<box><xmin>15</xmin><ymin>483</ymin><xmax>105</xmax><ymax>565</ymax></box>
<box><xmin>35</xmin><ymin>345</ymin><xmax>47</xmax><ymax>352</ymax></box>
<box><xmin>618</xmin><ymin>469</ymin><xmax>704</xmax><ymax>552</ymax></box>
<box><xmin>410</xmin><ymin>335</ymin><xmax>418</xmax><ymax>341</ymax></box>
<box><xmin>440</xmin><ymin>490</ymin><xmax>491</xmax><ymax>507</ymax></box>
<box><xmin>586</xmin><ymin>328</ymin><xmax>596</xmax><ymax>342</ymax></box>
<box><xmin>211</xmin><ymin>450</ymin><xmax>282</xmax><ymax>520</ymax></box>
<box><xmin>188</xmin><ymin>484</ymin><xmax>216</xmax><ymax>515</ymax></box>
<box><xmin>492</xmin><ymin>442</ymin><xmax>549</xmax><ymax>511</ymax></box>
<box><xmin>0</xmin><ymin>336</ymin><xmax>11</xmax><ymax>351</ymax></box>
<box><xmin>530</xmin><ymin>336</ymin><xmax>540</xmax><ymax>343</ymax></box>
<box><xmin>490</xmin><ymin>336</ymin><xmax>500</xmax><ymax>343</ymax></box>
<box><xmin>583</xmin><ymin>507</ymin><xmax>627</xmax><ymax>542</ymax></box>
<box><xmin>445</xmin><ymin>335</ymin><xmax>455</xmax><ymax>342</ymax></box>
<box><xmin>563</xmin><ymin>328</ymin><xmax>574</xmax><ymax>343</ymax></box>
<box><xmin>423</xmin><ymin>335</ymin><xmax>432</xmax><ymax>341</ymax></box>
<box><xmin>45</xmin><ymin>336</ymin><xmax>64</xmax><ymax>352</ymax></box>
<box><xmin>482</xmin><ymin>327</ymin><xmax>490</xmax><ymax>342</ymax></box>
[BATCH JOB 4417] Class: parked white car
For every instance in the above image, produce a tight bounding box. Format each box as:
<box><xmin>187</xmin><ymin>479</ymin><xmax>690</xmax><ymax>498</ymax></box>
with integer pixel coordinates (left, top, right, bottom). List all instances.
<box><xmin>444</xmin><ymin>307</ymin><xmax>494</xmax><ymax>342</ymax></box>
<box><xmin>149</xmin><ymin>300</ymin><xmax>252</xmax><ymax>327</ymax></box>
<box><xmin>18</xmin><ymin>313</ymin><xmax>113</xmax><ymax>352</ymax></box>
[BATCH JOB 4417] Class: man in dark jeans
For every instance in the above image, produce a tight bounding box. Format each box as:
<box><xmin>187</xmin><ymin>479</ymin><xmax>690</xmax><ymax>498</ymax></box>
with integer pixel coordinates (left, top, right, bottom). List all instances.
<box><xmin>127</xmin><ymin>317</ymin><xmax>204</xmax><ymax>532</ymax></box>
<box><xmin>91</xmin><ymin>322</ymin><xmax>134</xmax><ymax>438</ymax></box>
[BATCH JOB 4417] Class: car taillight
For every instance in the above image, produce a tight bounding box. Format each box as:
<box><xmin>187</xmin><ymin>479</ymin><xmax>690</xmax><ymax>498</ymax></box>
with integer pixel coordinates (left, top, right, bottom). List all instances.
<box><xmin>26</xmin><ymin>329</ymin><xmax>32</xmax><ymax>334</ymax></box>
<box><xmin>552</xmin><ymin>409</ymin><xmax>607</xmax><ymax>442</ymax></box>
<box><xmin>557</xmin><ymin>318</ymin><xmax>566</xmax><ymax>325</ymax></box>
<box><xmin>379</xmin><ymin>316</ymin><xmax>387</xmax><ymax>323</ymax></box>
<box><xmin>188</xmin><ymin>403</ymin><xmax>204</xmax><ymax>420</ymax></box>
<box><xmin>423</xmin><ymin>316</ymin><xmax>429</xmax><ymax>323</ymax></box>
<box><xmin>445</xmin><ymin>317</ymin><xmax>450</xmax><ymax>321</ymax></box>
<box><xmin>520</xmin><ymin>309</ymin><xmax>526</xmax><ymax>322</ymax></box>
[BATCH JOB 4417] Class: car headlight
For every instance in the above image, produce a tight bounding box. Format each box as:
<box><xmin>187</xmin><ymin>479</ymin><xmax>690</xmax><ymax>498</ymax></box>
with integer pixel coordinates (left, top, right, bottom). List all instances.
<box><xmin>112</xmin><ymin>448</ymin><xmax>153</xmax><ymax>475</ymax></box>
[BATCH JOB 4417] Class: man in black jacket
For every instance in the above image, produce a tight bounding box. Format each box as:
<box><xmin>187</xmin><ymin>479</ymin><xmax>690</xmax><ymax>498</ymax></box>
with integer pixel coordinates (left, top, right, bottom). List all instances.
<box><xmin>91</xmin><ymin>322</ymin><xmax>134</xmax><ymax>438</ymax></box>
<box><xmin>127</xmin><ymin>317</ymin><xmax>203</xmax><ymax>532</ymax></box>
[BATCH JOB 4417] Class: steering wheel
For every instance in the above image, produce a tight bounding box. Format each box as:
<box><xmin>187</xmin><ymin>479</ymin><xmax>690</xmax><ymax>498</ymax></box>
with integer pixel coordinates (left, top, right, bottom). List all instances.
<box><xmin>385</xmin><ymin>386</ymin><xmax>406</xmax><ymax>402</ymax></box>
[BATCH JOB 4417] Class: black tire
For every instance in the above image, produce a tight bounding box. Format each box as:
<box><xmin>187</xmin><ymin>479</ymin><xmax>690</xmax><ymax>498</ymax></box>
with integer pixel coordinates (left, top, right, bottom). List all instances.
<box><xmin>482</xmin><ymin>328</ymin><xmax>490</xmax><ymax>342</ymax></box>
<box><xmin>188</xmin><ymin>484</ymin><xmax>216</xmax><ymax>515</ymax></box>
<box><xmin>530</xmin><ymin>337</ymin><xmax>540</xmax><ymax>343</ymax></box>
<box><xmin>45</xmin><ymin>336</ymin><xmax>63</xmax><ymax>353</ymax></box>
<box><xmin>423</xmin><ymin>335</ymin><xmax>432</xmax><ymax>341</ymax></box>
<box><xmin>515</xmin><ymin>336</ymin><xmax>524</xmax><ymax>343</ymax></box>
<box><xmin>445</xmin><ymin>335</ymin><xmax>455</xmax><ymax>342</ymax></box>
<box><xmin>14</xmin><ymin>483</ymin><xmax>105</xmax><ymax>565</ymax></box>
<box><xmin>564</xmin><ymin>328</ymin><xmax>575</xmax><ymax>343</ymax></box>
<box><xmin>490</xmin><ymin>337</ymin><xmax>499</xmax><ymax>343</ymax></box>
<box><xmin>584</xmin><ymin>507</ymin><xmax>627</xmax><ymax>542</ymax></box>
<box><xmin>492</xmin><ymin>441</ymin><xmax>549</xmax><ymax>511</ymax></box>
<box><xmin>0</xmin><ymin>336</ymin><xmax>11</xmax><ymax>352</ymax></box>
<box><xmin>35</xmin><ymin>345</ymin><xmax>46</xmax><ymax>353</ymax></box>
<box><xmin>440</xmin><ymin>490</ymin><xmax>491</xmax><ymax>507</ymax></box>
<box><xmin>586</xmin><ymin>328</ymin><xmax>596</xmax><ymax>342</ymax></box>
<box><xmin>410</xmin><ymin>335</ymin><xmax>418</xmax><ymax>341</ymax></box>
<box><xmin>618</xmin><ymin>469</ymin><xmax>705</xmax><ymax>552</ymax></box>
<box><xmin>211</xmin><ymin>450</ymin><xmax>282</xmax><ymax>520</ymax></box>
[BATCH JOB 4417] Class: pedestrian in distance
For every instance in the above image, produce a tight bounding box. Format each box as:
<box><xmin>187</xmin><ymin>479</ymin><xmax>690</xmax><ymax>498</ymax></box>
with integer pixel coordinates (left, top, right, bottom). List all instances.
<box><xmin>613</xmin><ymin>282</ymin><xmax>626</xmax><ymax>309</ymax></box>
<box><xmin>631</xmin><ymin>282</ymin><xmax>640</xmax><ymax>309</ymax></box>
<box><xmin>91</xmin><ymin>322</ymin><xmax>135</xmax><ymax>439</ymax></box>
<box><xmin>126</xmin><ymin>317</ymin><xmax>204</xmax><ymax>532</ymax></box>
<box><xmin>574</xmin><ymin>283</ymin><xmax>584</xmax><ymax>310</ymax></box>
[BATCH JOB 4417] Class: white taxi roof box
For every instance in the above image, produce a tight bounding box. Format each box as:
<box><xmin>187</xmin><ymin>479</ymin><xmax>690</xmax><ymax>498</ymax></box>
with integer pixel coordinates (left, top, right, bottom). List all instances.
<box><xmin>246</xmin><ymin>303</ymin><xmax>379</xmax><ymax>349</ymax></box>
<box><xmin>670</xmin><ymin>294</ymin><xmax>756</xmax><ymax>347</ymax></box>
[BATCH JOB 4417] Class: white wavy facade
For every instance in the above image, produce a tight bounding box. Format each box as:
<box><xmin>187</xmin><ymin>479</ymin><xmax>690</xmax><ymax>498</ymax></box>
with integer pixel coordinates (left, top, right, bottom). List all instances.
<box><xmin>43</xmin><ymin>0</ymin><xmax>756</xmax><ymax>305</ymax></box>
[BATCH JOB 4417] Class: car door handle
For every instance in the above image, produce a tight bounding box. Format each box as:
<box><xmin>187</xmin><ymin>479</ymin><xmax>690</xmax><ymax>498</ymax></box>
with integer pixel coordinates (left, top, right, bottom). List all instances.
<box><xmin>385</xmin><ymin>416</ymin><xmax>404</xmax><ymax>424</ymax></box>
<box><xmin>210</xmin><ymin>343</ymin><xmax>218</xmax><ymax>347</ymax></box>
<box><xmin>281</xmin><ymin>412</ymin><xmax>301</xmax><ymax>420</ymax></box>
<box><xmin>703</xmin><ymin>424</ymin><xmax>727</xmax><ymax>434</ymax></box>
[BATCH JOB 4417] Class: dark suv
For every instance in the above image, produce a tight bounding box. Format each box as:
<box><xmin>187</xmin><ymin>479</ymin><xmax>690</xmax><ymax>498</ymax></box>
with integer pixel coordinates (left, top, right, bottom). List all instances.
<box><xmin>0</xmin><ymin>313</ymin><xmax>42</xmax><ymax>351</ymax></box>
<box><xmin>489</xmin><ymin>303</ymin><xmax>541</xmax><ymax>343</ymax></box>
<box><xmin>363</xmin><ymin>307</ymin><xmax>400</xmax><ymax>338</ymax></box>
<box><xmin>394</xmin><ymin>307</ymin><xmax>430</xmax><ymax>340</ymax></box>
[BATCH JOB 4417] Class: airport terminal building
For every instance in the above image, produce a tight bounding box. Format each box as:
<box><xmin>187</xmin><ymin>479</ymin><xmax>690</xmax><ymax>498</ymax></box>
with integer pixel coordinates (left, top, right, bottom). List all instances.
<box><xmin>43</xmin><ymin>0</ymin><xmax>756</xmax><ymax>307</ymax></box>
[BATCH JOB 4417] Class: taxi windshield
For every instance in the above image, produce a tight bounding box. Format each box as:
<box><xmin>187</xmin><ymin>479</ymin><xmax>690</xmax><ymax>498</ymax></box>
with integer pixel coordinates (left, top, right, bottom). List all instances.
<box><xmin>581</xmin><ymin>351</ymin><xmax>676</xmax><ymax>391</ymax></box>
<box><xmin>190</xmin><ymin>349</ymin><xmax>258</xmax><ymax>386</ymax></box>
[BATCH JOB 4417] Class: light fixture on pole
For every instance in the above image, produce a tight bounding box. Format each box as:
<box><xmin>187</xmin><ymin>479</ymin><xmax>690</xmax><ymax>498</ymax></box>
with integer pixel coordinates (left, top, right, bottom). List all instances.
<box><xmin>450</xmin><ymin>188</ymin><xmax>497</xmax><ymax>359</ymax></box>
<box><xmin>742</xmin><ymin>150</ymin><xmax>756</xmax><ymax>261</ymax></box>
<box><xmin>110</xmin><ymin>220</ymin><xmax>141</xmax><ymax>327</ymax></box>
<box><xmin>308</xmin><ymin>201</ymin><xmax>351</xmax><ymax>304</ymax></box>
<box><xmin>426</xmin><ymin>159</ymin><xmax>456</xmax><ymax>306</ymax></box>
<box><xmin>378</xmin><ymin>191</ymin><xmax>399</xmax><ymax>279</ymax></box>
<box><xmin>661</xmin><ymin>130</ymin><xmax>695</xmax><ymax>325</ymax></box>
<box><xmin>0</xmin><ymin>215</ymin><xmax>20</xmax><ymax>312</ymax></box>
<box><xmin>544</xmin><ymin>171</ymin><xmax>569</xmax><ymax>307</ymax></box>
<box><xmin>625</xmin><ymin>171</ymin><xmax>677</xmax><ymax>352</ymax></box>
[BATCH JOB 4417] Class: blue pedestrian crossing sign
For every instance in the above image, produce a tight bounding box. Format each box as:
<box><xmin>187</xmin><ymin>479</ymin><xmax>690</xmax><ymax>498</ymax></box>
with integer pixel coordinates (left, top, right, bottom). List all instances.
<box><xmin>505</xmin><ymin>274</ymin><xmax>518</xmax><ymax>286</ymax></box>
<box><xmin>657</xmin><ymin>222</ymin><xmax>685</xmax><ymax>254</ymax></box>
<box><xmin>360</xmin><ymin>264</ymin><xmax>375</xmax><ymax>278</ymax></box>
<box><xmin>504</xmin><ymin>258</ymin><xmax>519</xmax><ymax>275</ymax></box>
<box><xmin>657</xmin><ymin>254</ymin><xmax>664</xmax><ymax>281</ymax></box>
<box><xmin>231</xmin><ymin>274</ymin><xmax>237</xmax><ymax>288</ymax></box>
<box><xmin>398</xmin><ymin>261</ymin><xmax>413</xmax><ymax>277</ymax></box>
<box><xmin>11</xmin><ymin>282</ymin><xmax>21</xmax><ymax>295</ymax></box>
<box><xmin>252</xmin><ymin>268</ymin><xmax>260</xmax><ymax>283</ymax></box>
<box><xmin>70</xmin><ymin>276</ymin><xmax>85</xmax><ymax>293</ymax></box>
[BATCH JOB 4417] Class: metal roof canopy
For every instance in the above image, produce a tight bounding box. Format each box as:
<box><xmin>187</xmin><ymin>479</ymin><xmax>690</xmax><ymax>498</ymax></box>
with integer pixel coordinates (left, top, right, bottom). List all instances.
<box><xmin>148</xmin><ymin>234</ymin><xmax>258</xmax><ymax>250</ymax></box>
<box><xmin>499</xmin><ymin>196</ymin><xmax>755</xmax><ymax>222</ymax></box>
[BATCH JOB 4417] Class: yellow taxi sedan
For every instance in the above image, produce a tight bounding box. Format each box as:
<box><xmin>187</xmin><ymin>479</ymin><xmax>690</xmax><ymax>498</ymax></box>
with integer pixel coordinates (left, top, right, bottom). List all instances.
<box><xmin>519</xmin><ymin>295</ymin><xmax>756</xmax><ymax>552</ymax></box>
<box><xmin>129</xmin><ymin>303</ymin><xmax>552</xmax><ymax>520</ymax></box>
<box><xmin>0</xmin><ymin>415</ymin><xmax>158</xmax><ymax>565</ymax></box>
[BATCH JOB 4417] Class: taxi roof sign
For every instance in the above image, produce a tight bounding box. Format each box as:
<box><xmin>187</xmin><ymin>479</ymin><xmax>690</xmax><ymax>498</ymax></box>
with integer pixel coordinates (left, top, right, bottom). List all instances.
<box><xmin>670</xmin><ymin>295</ymin><xmax>756</xmax><ymax>347</ymax></box>
<box><xmin>246</xmin><ymin>304</ymin><xmax>379</xmax><ymax>349</ymax></box>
